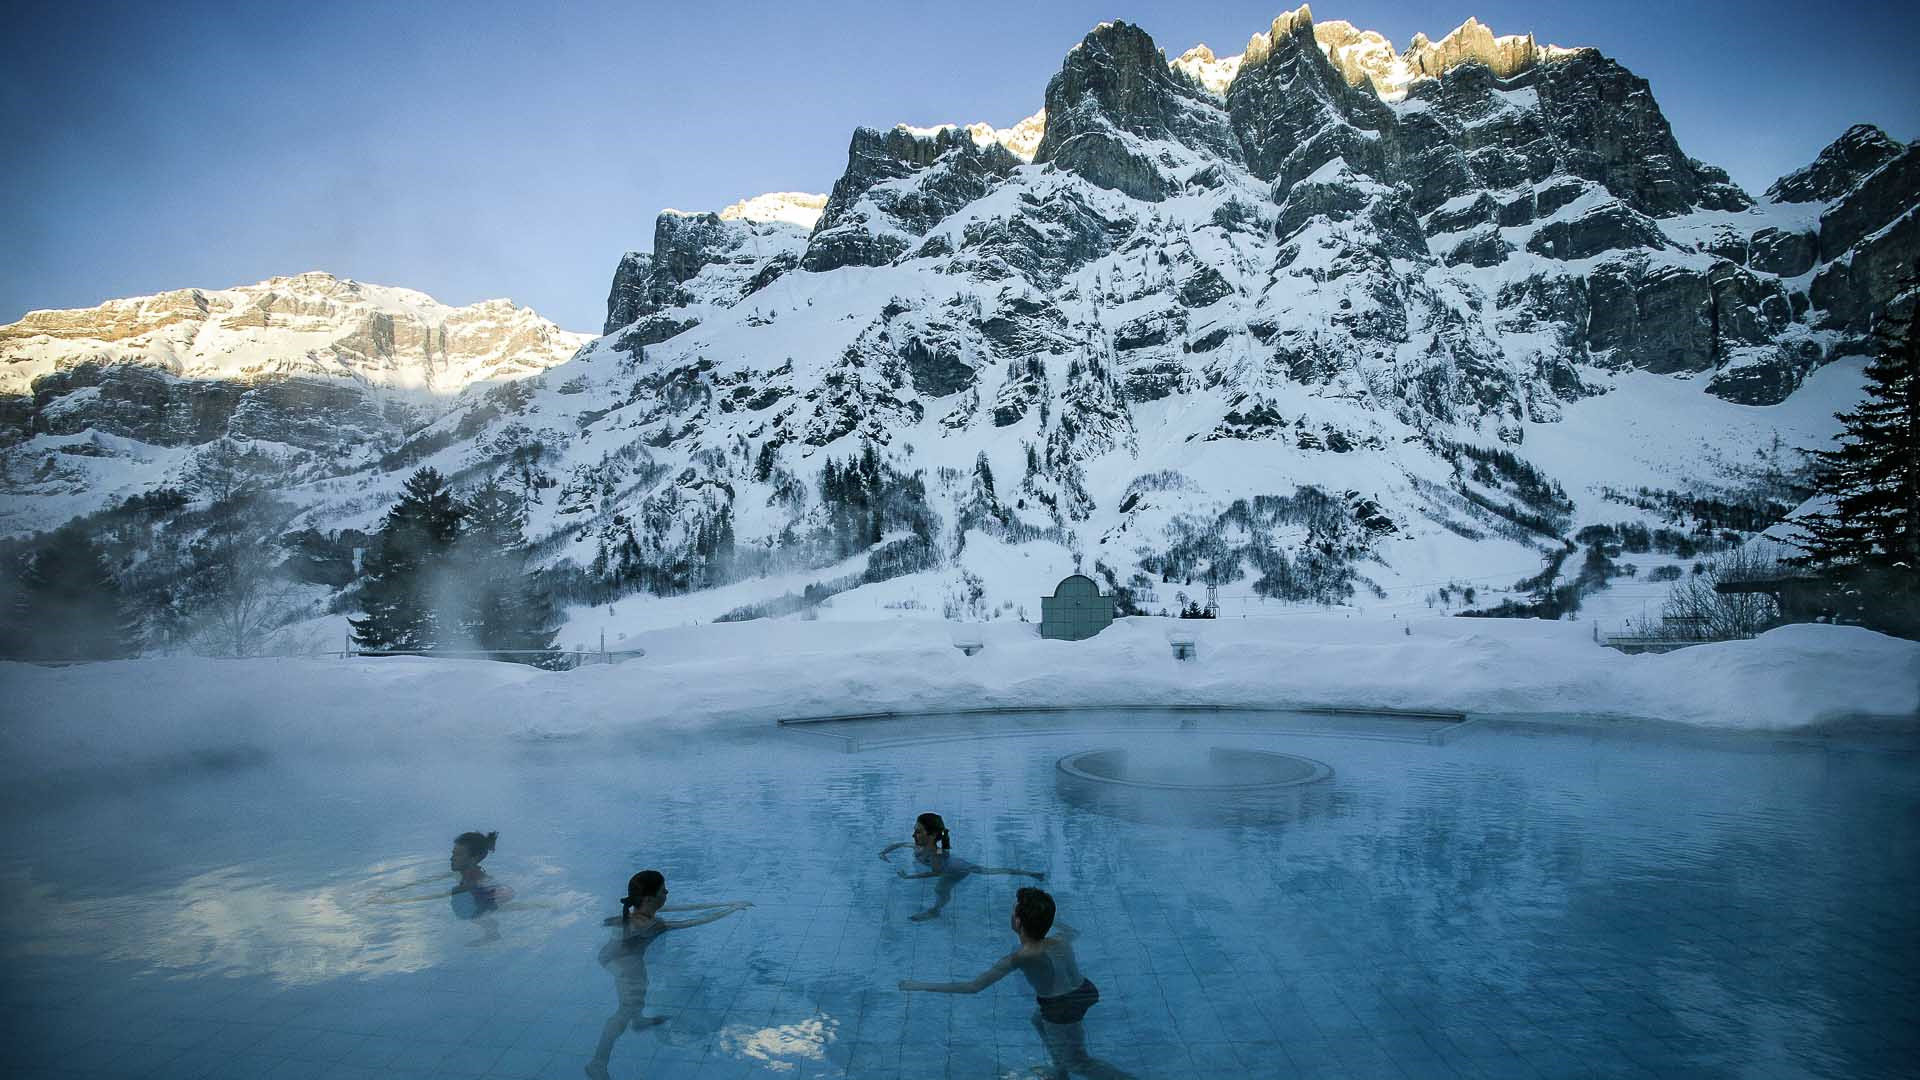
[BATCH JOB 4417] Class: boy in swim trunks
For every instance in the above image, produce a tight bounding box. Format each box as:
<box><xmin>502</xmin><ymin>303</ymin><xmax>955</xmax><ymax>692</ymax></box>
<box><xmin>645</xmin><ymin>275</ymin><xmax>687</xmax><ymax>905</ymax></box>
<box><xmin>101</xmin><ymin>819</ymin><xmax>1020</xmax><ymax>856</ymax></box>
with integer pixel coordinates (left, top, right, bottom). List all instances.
<box><xmin>900</xmin><ymin>887</ymin><xmax>1128</xmax><ymax>1079</ymax></box>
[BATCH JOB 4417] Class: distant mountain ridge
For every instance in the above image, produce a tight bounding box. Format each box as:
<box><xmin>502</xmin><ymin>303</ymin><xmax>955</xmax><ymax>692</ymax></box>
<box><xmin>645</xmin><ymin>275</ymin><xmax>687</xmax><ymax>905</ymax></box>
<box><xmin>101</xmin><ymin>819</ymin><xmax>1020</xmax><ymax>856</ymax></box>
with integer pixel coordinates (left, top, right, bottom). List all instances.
<box><xmin>1</xmin><ymin>271</ymin><xmax>586</xmax><ymax>452</ymax></box>
<box><xmin>2</xmin><ymin>7</ymin><xmax>1914</xmax><ymax>634</ymax></box>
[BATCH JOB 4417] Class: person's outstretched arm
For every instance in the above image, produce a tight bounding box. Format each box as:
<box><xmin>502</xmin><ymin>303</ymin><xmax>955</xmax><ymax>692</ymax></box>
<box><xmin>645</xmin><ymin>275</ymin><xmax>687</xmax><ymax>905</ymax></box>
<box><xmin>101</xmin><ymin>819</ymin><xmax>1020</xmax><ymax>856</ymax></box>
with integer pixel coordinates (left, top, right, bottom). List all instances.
<box><xmin>661</xmin><ymin>900</ymin><xmax>753</xmax><ymax>912</ymax></box>
<box><xmin>878</xmin><ymin>841</ymin><xmax>911</xmax><ymax>860</ymax></box>
<box><xmin>900</xmin><ymin>954</ymin><xmax>1016</xmax><ymax>995</ymax></box>
<box><xmin>368</xmin><ymin>882</ymin><xmax>461</xmax><ymax>905</ymax></box>
<box><xmin>656</xmin><ymin>904</ymin><xmax>746</xmax><ymax>930</ymax></box>
<box><xmin>971</xmin><ymin>866</ymin><xmax>1047</xmax><ymax>879</ymax></box>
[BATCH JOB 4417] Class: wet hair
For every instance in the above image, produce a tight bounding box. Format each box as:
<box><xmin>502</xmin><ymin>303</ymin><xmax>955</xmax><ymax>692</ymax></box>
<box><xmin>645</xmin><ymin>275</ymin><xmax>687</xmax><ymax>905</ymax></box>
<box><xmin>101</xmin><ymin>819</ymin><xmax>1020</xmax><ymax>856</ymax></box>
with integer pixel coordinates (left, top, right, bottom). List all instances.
<box><xmin>454</xmin><ymin>831</ymin><xmax>498</xmax><ymax>861</ymax></box>
<box><xmin>1015</xmin><ymin>887</ymin><xmax>1056</xmax><ymax>939</ymax></box>
<box><xmin>620</xmin><ymin>870</ymin><xmax>666</xmax><ymax>921</ymax></box>
<box><xmin>915</xmin><ymin>812</ymin><xmax>951</xmax><ymax>852</ymax></box>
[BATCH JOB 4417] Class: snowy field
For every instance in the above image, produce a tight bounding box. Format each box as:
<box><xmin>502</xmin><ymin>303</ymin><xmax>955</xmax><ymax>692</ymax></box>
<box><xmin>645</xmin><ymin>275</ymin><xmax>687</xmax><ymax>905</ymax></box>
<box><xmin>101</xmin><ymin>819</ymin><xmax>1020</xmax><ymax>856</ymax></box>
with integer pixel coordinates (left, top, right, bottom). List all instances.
<box><xmin>5</xmin><ymin>615</ymin><xmax>1914</xmax><ymax>787</ymax></box>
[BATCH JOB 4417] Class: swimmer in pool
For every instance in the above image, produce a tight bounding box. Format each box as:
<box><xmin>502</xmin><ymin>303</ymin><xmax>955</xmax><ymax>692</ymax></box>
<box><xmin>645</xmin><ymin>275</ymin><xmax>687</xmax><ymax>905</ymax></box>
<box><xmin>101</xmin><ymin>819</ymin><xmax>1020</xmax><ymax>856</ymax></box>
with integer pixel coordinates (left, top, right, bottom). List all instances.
<box><xmin>367</xmin><ymin>831</ymin><xmax>527</xmax><ymax>943</ymax></box>
<box><xmin>900</xmin><ymin>887</ymin><xmax>1131</xmax><ymax>1079</ymax></box>
<box><xmin>585</xmin><ymin>870</ymin><xmax>750</xmax><ymax>1080</ymax></box>
<box><xmin>879</xmin><ymin>812</ymin><xmax>1045</xmax><ymax>921</ymax></box>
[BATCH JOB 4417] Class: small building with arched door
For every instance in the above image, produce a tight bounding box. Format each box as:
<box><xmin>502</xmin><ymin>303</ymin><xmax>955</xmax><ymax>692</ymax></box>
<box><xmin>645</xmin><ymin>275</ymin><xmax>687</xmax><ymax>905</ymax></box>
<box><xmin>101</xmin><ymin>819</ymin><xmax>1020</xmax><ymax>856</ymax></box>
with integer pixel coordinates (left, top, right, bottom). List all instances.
<box><xmin>1040</xmin><ymin>574</ymin><xmax>1115</xmax><ymax>640</ymax></box>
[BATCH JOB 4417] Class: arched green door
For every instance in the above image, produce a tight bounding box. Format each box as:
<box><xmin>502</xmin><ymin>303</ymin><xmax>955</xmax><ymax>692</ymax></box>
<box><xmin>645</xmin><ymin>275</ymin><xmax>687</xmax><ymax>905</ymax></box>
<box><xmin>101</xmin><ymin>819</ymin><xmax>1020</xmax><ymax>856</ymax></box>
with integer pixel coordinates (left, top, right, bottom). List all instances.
<box><xmin>1040</xmin><ymin>575</ymin><xmax>1115</xmax><ymax>641</ymax></box>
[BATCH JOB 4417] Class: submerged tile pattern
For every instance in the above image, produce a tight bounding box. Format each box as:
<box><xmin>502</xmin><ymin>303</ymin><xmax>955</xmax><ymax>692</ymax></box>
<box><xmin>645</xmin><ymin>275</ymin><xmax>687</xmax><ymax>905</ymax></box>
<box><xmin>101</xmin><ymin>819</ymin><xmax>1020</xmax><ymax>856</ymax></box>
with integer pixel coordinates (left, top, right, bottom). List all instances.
<box><xmin>2</xmin><ymin>715</ymin><xmax>1916</xmax><ymax>1079</ymax></box>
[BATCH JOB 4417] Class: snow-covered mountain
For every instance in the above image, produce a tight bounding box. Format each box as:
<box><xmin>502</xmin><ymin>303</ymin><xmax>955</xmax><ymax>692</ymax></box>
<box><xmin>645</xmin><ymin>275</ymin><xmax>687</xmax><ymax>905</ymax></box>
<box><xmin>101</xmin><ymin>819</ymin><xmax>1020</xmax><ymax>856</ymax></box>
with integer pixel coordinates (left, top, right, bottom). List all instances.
<box><xmin>2</xmin><ymin>270</ymin><xmax>587</xmax><ymax>439</ymax></box>
<box><xmin>3</xmin><ymin>7</ymin><xmax>1915</xmax><ymax>633</ymax></box>
<box><xmin>0</xmin><ymin>272</ymin><xmax>588</xmax><ymax>528</ymax></box>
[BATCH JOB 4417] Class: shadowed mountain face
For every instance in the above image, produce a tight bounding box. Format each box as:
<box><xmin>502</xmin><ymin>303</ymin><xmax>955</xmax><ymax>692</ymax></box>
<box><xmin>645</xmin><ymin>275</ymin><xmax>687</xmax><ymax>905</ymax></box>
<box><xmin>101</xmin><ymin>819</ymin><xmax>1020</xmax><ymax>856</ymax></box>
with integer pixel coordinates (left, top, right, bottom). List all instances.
<box><xmin>3</xmin><ymin>8</ymin><xmax>1914</xmax><ymax>623</ymax></box>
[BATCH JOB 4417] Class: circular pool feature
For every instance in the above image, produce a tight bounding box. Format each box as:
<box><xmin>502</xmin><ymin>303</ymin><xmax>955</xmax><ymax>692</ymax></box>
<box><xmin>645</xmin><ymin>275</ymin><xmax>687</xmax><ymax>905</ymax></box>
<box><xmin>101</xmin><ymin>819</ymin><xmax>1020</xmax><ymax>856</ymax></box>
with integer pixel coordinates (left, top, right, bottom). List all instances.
<box><xmin>1057</xmin><ymin>746</ymin><xmax>1332</xmax><ymax>791</ymax></box>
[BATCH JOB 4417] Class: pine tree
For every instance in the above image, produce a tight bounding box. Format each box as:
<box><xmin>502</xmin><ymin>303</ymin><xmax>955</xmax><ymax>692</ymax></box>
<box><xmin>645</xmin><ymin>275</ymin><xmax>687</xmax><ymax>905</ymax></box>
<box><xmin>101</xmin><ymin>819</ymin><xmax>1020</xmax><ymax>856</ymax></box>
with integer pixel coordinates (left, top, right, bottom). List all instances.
<box><xmin>456</xmin><ymin>479</ymin><xmax>560</xmax><ymax>666</ymax></box>
<box><xmin>1791</xmin><ymin>290</ymin><xmax>1920</xmax><ymax>636</ymax></box>
<box><xmin>973</xmin><ymin>451</ymin><xmax>995</xmax><ymax>500</ymax></box>
<box><xmin>351</xmin><ymin>468</ymin><xmax>466</xmax><ymax>651</ymax></box>
<box><xmin>3</xmin><ymin>524</ymin><xmax>137</xmax><ymax>660</ymax></box>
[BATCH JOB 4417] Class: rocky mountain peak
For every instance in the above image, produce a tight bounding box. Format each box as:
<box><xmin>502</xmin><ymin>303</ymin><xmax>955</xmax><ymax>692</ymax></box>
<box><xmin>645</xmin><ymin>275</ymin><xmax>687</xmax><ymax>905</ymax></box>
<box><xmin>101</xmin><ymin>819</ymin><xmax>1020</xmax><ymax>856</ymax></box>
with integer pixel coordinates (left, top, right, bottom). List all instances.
<box><xmin>802</xmin><ymin>125</ymin><xmax>1021</xmax><ymax>272</ymax></box>
<box><xmin>971</xmin><ymin>112</ymin><xmax>1048</xmax><ymax>162</ymax></box>
<box><xmin>1300</xmin><ymin>13</ymin><xmax>1586</xmax><ymax>101</ymax></box>
<box><xmin>1766</xmin><ymin>124</ymin><xmax>1905</xmax><ymax>204</ymax></box>
<box><xmin>1241</xmin><ymin>4</ymin><xmax>1319</xmax><ymax>71</ymax></box>
<box><xmin>1170</xmin><ymin>45</ymin><xmax>1243</xmax><ymax>98</ymax></box>
<box><xmin>1035</xmin><ymin>19</ymin><xmax>1243</xmax><ymax>199</ymax></box>
<box><xmin>718</xmin><ymin>191</ymin><xmax>827</xmax><ymax>229</ymax></box>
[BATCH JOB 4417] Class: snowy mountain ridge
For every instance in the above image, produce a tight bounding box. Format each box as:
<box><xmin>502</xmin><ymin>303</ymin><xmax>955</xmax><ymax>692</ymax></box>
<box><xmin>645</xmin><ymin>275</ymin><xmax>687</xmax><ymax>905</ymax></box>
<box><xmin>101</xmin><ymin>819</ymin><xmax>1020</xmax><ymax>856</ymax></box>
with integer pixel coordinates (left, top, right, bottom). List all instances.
<box><xmin>2</xmin><ymin>8</ymin><xmax>1916</xmax><ymax>640</ymax></box>
<box><xmin>0</xmin><ymin>271</ymin><xmax>584</xmax><ymax>398</ymax></box>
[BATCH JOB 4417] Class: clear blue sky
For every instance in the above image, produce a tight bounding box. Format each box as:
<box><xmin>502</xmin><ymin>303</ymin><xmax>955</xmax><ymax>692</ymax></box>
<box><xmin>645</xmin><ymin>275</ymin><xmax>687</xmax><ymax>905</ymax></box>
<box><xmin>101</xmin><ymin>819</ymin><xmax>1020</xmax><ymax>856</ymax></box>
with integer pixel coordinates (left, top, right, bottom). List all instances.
<box><xmin>5</xmin><ymin>1</ymin><xmax>1915</xmax><ymax>332</ymax></box>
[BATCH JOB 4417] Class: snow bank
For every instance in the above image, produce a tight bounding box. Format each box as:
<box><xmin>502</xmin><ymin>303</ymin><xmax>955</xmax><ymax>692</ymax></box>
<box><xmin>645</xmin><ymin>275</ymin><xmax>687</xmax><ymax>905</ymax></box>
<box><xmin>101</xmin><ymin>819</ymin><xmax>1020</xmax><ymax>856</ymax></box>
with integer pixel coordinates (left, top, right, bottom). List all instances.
<box><xmin>2</xmin><ymin>617</ymin><xmax>1913</xmax><ymax>783</ymax></box>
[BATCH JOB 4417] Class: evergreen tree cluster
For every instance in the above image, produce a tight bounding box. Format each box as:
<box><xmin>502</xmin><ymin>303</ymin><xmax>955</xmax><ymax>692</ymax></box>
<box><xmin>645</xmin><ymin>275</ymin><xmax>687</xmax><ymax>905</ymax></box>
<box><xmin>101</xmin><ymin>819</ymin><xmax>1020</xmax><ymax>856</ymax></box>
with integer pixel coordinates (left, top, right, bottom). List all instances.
<box><xmin>350</xmin><ymin>468</ymin><xmax>561</xmax><ymax>665</ymax></box>
<box><xmin>1140</xmin><ymin>487</ymin><xmax>1381</xmax><ymax>605</ymax></box>
<box><xmin>0</xmin><ymin>523</ymin><xmax>137</xmax><ymax>661</ymax></box>
<box><xmin>817</xmin><ymin>443</ymin><xmax>936</xmax><ymax>560</ymax></box>
<box><xmin>1791</xmin><ymin>291</ymin><xmax>1920</xmax><ymax>638</ymax></box>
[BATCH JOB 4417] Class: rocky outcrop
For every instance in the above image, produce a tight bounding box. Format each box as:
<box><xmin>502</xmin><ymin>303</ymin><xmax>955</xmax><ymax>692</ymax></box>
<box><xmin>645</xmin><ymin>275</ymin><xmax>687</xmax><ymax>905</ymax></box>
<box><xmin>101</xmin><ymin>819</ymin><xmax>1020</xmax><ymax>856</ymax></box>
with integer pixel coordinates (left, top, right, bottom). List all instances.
<box><xmin>1584</xmin><ymin>260</ymin><xmax>1713</xmax><ymax>374</ymax></box>
<box><xmin>1767</xmin><ymin>125</ymin><xmax>1903</xmax><ymax>203</ymax></box>
<box><xmin>1748</xmin><ymin>227</ymin><xmax>1817</xmax><ymax>277</ymax></box>
<box><xmin>1810</xmin><ymin>208</ymin><xmax>1920</xmax><ymax>334</ymax></box>
<box><xmin>1816</xmin><ymin>144</ymin><xmax>1920</xmax><ymax>261</ymax></box>
<box><xmin>604</xmin><ymin>251</ymin><xmax>652</xmax><ymax>333</ymax></box>
<box><xmin>1035</xmin><ymin>21</ymin><xmax>1243</xmax><ymax>199</ymax></box>
<box><xmin>804</xmin><ymin>126</ymin><xmax>1019</xmax><ymax>272</ymax></box>
<box><xmin>1229</xmin><ymin>9</ymin><xmax>1393</xmax><ymax>188</ymax></box>
<box><xmin>1403</xmin><ymin>19</ymin><xmax>1545</xmax><ymax>80</ymax></box>
<box><xmin>1525</xmin><ymin>202</ymin><xmax>1667</xmax><ymax>260</ymax></box>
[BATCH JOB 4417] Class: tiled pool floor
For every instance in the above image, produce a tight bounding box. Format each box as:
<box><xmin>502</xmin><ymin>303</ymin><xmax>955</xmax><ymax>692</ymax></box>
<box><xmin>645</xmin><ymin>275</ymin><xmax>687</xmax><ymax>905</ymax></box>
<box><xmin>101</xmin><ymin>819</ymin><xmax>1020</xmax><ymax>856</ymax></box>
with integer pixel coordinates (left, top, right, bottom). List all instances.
<box><xmin>2</xmin><ymin>712</ymin><xmax>1915</xmax><ymax>1078</ymax></box>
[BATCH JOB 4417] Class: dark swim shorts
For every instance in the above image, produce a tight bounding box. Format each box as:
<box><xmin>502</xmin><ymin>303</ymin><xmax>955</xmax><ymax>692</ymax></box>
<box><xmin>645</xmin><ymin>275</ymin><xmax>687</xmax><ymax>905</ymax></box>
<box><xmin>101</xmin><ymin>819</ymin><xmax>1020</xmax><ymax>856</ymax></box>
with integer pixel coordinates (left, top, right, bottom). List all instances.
<box><xmin>1036</xmin><ymin>979</ymin><xmax>1100</xmax><ymax>1025</ymax></box>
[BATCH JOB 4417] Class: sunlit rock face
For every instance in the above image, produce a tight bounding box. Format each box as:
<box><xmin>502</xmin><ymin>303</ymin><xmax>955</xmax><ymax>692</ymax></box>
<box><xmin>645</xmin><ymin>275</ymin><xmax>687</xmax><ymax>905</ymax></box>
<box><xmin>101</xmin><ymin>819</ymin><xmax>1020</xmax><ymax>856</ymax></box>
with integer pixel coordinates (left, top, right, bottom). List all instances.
<box><xmin>1</xmin><ymin>271</ymin><xmax>587</xmax><ymax>450</ymax></box>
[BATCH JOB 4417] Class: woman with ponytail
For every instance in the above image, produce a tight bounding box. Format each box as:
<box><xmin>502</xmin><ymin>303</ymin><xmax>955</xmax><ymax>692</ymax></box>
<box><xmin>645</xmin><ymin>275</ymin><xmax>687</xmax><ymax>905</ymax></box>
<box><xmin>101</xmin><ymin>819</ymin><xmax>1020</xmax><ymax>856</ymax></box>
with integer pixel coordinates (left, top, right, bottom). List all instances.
<box><xmin>880</xmin><ymin>812</ymin><xmax>1046</xmax><ymax>922</ymax></box>
<box><xmin>368</xmin><ymin>829</ymin><xmax>522</xmax><ymax>942</ymax></box>
<box><xmin>587</xmin><ymin>870</ymin><xmax>751</xmax><ymax>1079</ymax></box>
<box><xmin>447</xmin><ymin>831</ymin><xmax>513</xmax><ymax>921</ymax></box>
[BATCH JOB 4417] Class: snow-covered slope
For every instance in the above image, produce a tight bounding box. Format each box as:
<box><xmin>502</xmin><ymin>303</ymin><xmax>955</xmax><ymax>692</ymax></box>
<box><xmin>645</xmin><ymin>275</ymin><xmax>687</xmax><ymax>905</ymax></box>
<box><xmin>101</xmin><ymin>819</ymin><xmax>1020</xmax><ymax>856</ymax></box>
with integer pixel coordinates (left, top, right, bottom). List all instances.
<box><xmin>2</xmin><ymin>9</ymin><xmax>1915</xmax><ymax>637</ymax></box>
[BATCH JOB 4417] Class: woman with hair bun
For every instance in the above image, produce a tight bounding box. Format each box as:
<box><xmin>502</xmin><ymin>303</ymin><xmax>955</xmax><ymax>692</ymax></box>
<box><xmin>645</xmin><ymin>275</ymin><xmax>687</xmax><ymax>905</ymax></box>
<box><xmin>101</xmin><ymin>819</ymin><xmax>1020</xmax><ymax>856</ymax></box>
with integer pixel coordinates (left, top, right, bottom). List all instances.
<box><xmin>448</xmin><ymin>831</ymin><xmax>513</xmax><ymax>921</ymax></box>
<box><xmin>368</xmin><ymin>830</ymin><xmax>525</xmax><ymax>943</ymax></box>
<box><xmin>880</xmin><ymin>812</ymin><xmax>1046</xmax><ymax>922</ymax></box>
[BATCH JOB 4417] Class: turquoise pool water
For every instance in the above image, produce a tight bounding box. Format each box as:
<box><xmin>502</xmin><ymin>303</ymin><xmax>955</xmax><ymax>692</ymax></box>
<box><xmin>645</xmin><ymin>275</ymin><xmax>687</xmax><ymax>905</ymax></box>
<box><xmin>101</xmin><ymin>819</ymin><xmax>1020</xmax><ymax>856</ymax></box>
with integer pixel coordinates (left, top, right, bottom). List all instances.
<box><xmin>2</xmin><ymin>710</ymin><xmax>1915</xmax><ymax>1078</ymax></box>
